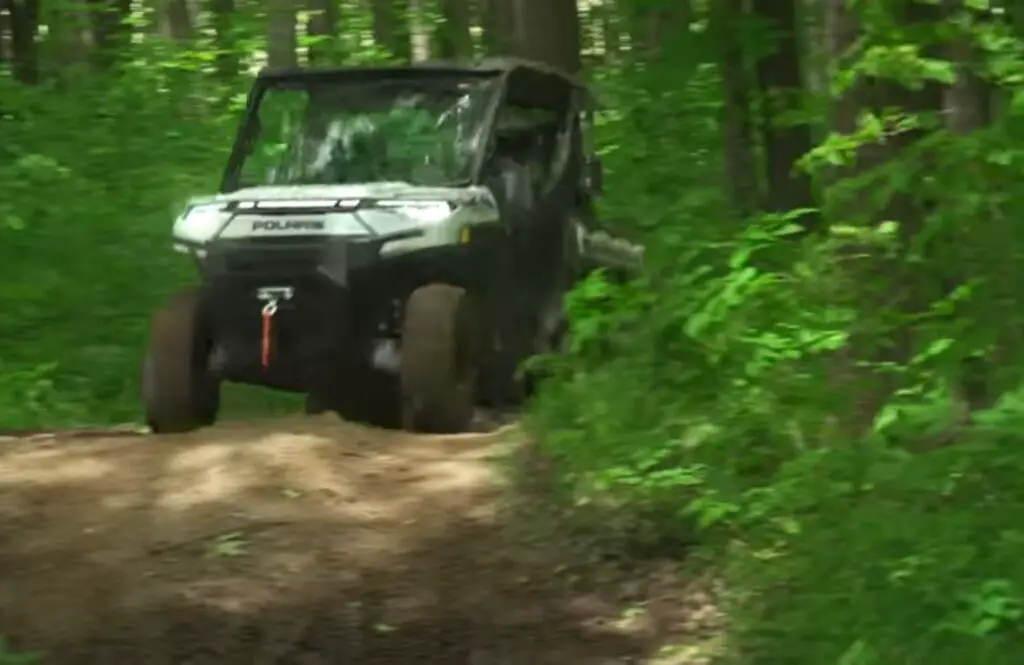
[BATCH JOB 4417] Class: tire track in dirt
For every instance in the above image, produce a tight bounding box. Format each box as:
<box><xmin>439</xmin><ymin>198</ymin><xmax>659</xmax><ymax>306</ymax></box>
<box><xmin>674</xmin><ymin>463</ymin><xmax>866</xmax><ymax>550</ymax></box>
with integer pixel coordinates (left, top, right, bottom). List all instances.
<box><xmin>0</xmin><ymin>415</ymin><xmax>721</xmax><ymax>664</ymax></box>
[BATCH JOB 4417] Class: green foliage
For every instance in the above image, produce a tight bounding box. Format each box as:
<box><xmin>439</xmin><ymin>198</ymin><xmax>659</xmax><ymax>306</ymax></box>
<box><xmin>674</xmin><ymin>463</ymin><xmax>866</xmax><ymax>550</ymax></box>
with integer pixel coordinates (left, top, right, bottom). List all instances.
<box><xmin>0</xmin><ymin>36</ymin><xmax>300</xmax><ymax>428</ymax></box>
<box><xmin>528</xmin><ymin>2</ymin><xmax>1024</xmax><ymax>664</ymax></box>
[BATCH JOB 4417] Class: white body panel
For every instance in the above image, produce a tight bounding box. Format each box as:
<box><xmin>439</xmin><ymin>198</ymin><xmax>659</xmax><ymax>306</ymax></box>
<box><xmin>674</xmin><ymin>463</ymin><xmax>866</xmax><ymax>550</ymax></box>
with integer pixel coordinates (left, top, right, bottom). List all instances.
<box><xmin>173</xmin><ymin>183</ymin><xmax>503</xmax><ymax>259</ymax></box>
<box><xmin>172</xmin><ymin>182</ymin><xmax>644</xmax><ymax>270</ymax></box>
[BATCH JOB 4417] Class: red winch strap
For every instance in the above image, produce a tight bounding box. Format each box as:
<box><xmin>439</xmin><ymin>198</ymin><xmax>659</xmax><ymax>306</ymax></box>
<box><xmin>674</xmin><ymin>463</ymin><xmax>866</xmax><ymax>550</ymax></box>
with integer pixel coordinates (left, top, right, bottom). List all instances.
<box><xmin>260</xmin><ymin>307</ymin><xmax>274</xmax><ymax>370</ymax></box>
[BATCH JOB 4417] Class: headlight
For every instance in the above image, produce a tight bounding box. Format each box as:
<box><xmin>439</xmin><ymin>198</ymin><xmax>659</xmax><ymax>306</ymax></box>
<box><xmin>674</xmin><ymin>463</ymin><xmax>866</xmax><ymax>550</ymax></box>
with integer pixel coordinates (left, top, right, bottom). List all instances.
<box><xmin>376</xmin><ymin>200</ymin><xmax>453</xmax><ymax>224</ymax></box>
<box><xmin>173</xmin><ymin>202</ymin><xmax>227</xmax><ymax>244</ymax></box>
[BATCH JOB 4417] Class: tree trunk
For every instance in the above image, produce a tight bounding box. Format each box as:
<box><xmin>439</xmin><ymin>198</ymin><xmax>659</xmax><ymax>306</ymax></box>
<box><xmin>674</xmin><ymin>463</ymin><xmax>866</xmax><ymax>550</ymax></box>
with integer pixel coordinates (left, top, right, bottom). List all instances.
<box><xmin>601</xmin><ymin>0</ymin><xmax>620</xmax><ymax>62</ymax></box>
<box><xmin>802</xmin><ymin>0</ymin><xmax>828</xmax><ymax>97</ymax></box>
<box><xmin>651</xmin><ymin>3</ymin><xmax>691</xmax><ymax>60</ymax></box>
<box><xmin>371</xmin><ymin>0</ymin><xmax>411</xmax><ymax>61</ymax></box>
<box><xmin>752</xmin><ymin>0</ymin><xmax>816</xmax><ymax>229</ymax></box>
<box><xmin>944</xmin><ymin>10</ymin><xmax>990</xmax><ymax>134</ymax></box>
<box><xmin>41</xmin><ymin>0</ymin><xmax>91</xmax><ymax>78</ymax></box>
<box><xmin>825</xmin><ymin>0</ymin><xmax>861</xmax><ymax>136</ymax></box>
<box><xmin>874</xmin><ymin>1</ymin><xmax>944</xmax><ymax>244</ymax></box>
<box><xmin>88</xmin><ymin>0</ymin><xmax>132</xmax><ymax>68</ymax></box>
<box><xmin>210</xmin><ymin>0</ymin><xmax>239</xmax><ymax>79</ymax></box>
<box><xmin>409</xmin><ymin>0</ymin><xmax>430</xmax><ymax>61</ymax></box>
<box><xmin>578</xmin><ymin>2</ymin><xmax>595</xmax><ymax>59</ymax></box>
<box><xmin>3</xmin><ymin>0</ymin><xmax>39</xmax><ymax>83</ymax></box>
<box><xmin>942</xmin><ymin>2</ymin><xmax>997</xmax><ymax>412</ymax></box>
<box><xmin>628</xmin><ymin>0</ymin><xmax>689</xmax><ymax>60</ymax></box>
<box><xmin>267</xmin><ymin>0</ymin><xmax>298</xmax><ymax>68</ymax></box>
<box><xmin>480</xmin><ymin>0</ymin><xmax>515</xmax><ymax>55</ymax></box>
<box><xmin>435</xmin><ymin>0</ymin><xmax>471</xmax><ymax>59</ymax></box>
<box><xmin>160</xmin><ymin>0</ymin><xmax>193</xmax><ymax>41</ymax></box>
<box><xmin>625</xmin><ymin>0</ymin><xmax>651</xmax><ymax>55</ymax></box>
<box><xmin>306</xmin><ymin>0</ymin><xmax>339</xmax><ymax>64</ymax></box>
<box><xmin>874</xmin><ymin>0</ymin><xmax>947</xmax><ymax>431</ymax></box>
<box><xmin>715</xmin><ymin>0</ymin><xmax>759</xmax><ymax>218</ymax></box>
<box><xmin>509</xmin><ymin>0</ymin><xmax>581</xmax><ymax>73</ymax></box>
<box><xmin>824</xmin><ymin>0</ymin><xmax>948</xmax><ymax>435</ymax></box>
<box><xmin>0</xmin><ymin>6</ymin><xmax>8</xmax><ymax>64</ymax></box>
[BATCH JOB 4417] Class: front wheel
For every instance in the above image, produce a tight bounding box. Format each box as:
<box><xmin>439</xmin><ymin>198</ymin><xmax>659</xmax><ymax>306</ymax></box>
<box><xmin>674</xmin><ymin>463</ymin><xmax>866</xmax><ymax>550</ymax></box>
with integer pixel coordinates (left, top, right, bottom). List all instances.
<box><xmin>400</xmin><ymin>284</ymin><xmax>478</xmax><ymax>433</ymax></box>
<box><xmin>142</xmin><ymin>287</ymin><xmax>221</xmax><ymax>434</ymax></box>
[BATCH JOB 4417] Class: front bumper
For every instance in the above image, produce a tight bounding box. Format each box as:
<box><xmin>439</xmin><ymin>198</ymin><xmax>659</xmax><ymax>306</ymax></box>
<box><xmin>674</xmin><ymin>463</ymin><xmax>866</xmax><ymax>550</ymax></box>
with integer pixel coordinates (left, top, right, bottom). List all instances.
<box><xmin>199</xmin><ymin>234</ymin><xmax>412</xmax><ymax>389</ymax></box>
<box><xmin>204</xmin><ymin>274</ymin><xmax>350</xmax><ymax>390</ymax></box>
<box><xmin>201</xmin><ymin>231</ymin><xmax>420</xmax><ymax>286</ymax></box>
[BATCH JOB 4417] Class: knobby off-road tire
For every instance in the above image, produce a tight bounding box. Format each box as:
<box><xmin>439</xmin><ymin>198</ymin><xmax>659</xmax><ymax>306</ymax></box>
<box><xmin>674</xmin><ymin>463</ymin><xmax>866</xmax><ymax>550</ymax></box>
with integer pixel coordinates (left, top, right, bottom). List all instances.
<box><xmin>142</xmin><ymin>287</ymin><xmax>220</xmax><ymax>434</ymax></box>
<box><xmin>400</xmin><ymin>284</ymin><xmax>478</xmax><ymax>433</ymax></box>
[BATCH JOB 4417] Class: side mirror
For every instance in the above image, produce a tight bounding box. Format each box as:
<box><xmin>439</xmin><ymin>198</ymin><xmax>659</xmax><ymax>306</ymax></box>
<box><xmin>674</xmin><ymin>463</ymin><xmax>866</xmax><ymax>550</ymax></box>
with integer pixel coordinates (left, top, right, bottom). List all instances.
<box><xmin>585</xmin><ymin>157</ymin><xmax>604</xmax><ymax>196</ymax></box>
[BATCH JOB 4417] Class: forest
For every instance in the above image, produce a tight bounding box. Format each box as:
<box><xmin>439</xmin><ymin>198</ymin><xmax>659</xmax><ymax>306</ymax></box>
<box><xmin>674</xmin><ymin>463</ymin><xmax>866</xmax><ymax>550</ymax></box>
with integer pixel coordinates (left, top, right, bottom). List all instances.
<box><xmin>3</xmin><ymin>0</ymin><xmax>1024</xmax><ymax>663</ymax></box>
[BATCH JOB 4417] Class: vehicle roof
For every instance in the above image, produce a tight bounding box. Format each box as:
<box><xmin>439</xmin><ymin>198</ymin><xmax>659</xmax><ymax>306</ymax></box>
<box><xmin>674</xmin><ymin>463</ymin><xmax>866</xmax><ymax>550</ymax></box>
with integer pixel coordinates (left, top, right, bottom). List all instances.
<box><xmin>256</xmin><ymin>57</ymin><xmax>590</xmax><ymax>91</ymax></box>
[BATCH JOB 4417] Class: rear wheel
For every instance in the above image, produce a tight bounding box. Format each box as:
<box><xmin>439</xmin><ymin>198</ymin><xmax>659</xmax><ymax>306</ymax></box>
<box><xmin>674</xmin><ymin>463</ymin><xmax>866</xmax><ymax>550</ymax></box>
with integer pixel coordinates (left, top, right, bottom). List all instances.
<box><xmin>142</xmin><ymin>287</ymin><xmax>220</xmax><ymax>434</ymax></box>
<box><xmin>400</xmin><ymin>284</ymin><xmax>478</xmax><ymax>433</ymax></box>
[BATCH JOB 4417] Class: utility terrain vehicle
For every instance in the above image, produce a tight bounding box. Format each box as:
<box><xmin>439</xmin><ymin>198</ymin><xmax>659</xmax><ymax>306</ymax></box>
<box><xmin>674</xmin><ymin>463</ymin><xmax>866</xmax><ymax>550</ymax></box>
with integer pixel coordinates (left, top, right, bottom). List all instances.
<box><xmin>142</xmin><ymin>58</ymin><xmax>642</xmax><ymax>434</ymax></box>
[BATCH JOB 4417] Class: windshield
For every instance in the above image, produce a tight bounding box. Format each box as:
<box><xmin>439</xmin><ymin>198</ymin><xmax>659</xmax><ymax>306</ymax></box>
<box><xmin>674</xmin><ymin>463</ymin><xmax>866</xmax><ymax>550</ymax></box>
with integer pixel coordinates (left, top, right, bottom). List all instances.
<box><xmin>236</xmin><ymin>76</ymin><xmax>499</xmax><ymax>188</ymax></box>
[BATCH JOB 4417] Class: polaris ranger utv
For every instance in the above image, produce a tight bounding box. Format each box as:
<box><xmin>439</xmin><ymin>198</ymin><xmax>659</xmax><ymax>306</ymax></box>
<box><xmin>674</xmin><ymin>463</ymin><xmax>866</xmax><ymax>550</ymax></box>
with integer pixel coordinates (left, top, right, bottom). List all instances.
<box><xmin>142</xmin><ymin>58</ymin><xmax>642</xmax><ymax>435</ymax></box>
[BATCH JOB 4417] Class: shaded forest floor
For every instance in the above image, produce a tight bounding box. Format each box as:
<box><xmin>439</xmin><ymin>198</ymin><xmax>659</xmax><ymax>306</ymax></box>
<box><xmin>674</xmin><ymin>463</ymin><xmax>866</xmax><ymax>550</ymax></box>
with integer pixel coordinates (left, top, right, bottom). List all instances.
<box><xmin>0</xmin><ymin>415</ymin><xmax>722</xmax><ymax>664</ymax></box>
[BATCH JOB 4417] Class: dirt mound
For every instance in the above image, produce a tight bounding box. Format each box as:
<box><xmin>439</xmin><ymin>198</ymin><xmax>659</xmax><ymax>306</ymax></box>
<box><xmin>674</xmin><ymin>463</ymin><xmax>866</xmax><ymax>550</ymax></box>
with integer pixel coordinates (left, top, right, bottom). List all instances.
<box><xmin>0</xmin><ymin>415</ymin><xmax>719</xmax><ymax>664</ymax></box>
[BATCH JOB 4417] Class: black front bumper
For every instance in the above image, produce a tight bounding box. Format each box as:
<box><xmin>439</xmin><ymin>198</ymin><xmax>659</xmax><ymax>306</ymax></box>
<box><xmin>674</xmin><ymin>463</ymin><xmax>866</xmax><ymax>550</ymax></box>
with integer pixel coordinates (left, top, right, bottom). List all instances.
<box><xmin>202</xmin><ymin>235</ymin><xmax>393</xmax><ymax>286</ymax></box>
<box><xmin>200</xmin><ymin>236</ymin><xmax>396</xmax><ymax>390</ymax></box>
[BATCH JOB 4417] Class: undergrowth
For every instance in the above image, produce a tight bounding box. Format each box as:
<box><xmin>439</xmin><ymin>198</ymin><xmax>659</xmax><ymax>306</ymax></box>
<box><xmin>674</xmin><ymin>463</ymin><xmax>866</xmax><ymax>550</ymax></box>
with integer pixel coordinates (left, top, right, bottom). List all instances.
<box><xmin>528</xmin><ymin>6</ymin><xmax>1024</xmax><ymax>665</ymax></box>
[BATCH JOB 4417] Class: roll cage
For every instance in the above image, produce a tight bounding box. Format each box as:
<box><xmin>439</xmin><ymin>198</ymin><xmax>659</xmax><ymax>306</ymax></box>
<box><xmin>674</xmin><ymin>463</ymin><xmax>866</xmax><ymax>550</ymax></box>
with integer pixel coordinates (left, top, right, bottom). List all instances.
<box><xmin>219</xmin><ymin>59</ymin><xmax>599</xmax><ymax>194</ymax></box>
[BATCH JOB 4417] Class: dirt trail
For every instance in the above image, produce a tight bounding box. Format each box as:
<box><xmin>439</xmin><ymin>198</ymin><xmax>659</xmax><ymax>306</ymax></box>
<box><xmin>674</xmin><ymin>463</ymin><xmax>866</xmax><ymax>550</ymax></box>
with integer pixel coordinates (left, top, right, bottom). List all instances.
<box><xmin>0</xmin><ymin>415</ymin><xmax>719</xmax><ymax>664</ymax></box>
